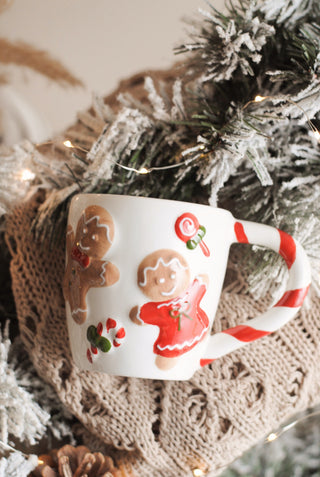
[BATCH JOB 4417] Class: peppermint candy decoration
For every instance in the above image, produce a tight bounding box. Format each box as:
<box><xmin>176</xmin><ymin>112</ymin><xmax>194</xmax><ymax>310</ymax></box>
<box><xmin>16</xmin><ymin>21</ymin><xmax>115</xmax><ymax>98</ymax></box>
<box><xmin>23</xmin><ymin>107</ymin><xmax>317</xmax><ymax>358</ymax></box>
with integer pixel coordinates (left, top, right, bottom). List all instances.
<box><xmin>175</xmin><ymin>212</ymin><xmax>210</xmax><ymax>257</ymax></box>
<box><xmin>86</xmin><ymin>318</ymin><xmax>126</xmax><ymax>363</ymax></box>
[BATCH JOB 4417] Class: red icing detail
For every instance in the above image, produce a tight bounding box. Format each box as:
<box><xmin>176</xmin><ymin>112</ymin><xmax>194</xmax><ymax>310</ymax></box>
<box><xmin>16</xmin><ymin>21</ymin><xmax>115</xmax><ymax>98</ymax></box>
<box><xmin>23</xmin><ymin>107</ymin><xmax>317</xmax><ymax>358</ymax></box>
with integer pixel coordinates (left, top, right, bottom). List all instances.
<box><xmin>200</xmin><ymin>358</ymin><xmax>215</xmax><ymax>367</ymax></box>
<box><xmin>97</xmin><ymin>322</ymin><xmax>103</xmax><ymax>336</ymax></box>
<box><xmin>278</xmin><ymin>229</ymin><xmax>296</xmax><ymax>269</ymax></box>
<box><xmin>223</xmin><ymin>324</ymin><xmax>270</xmax><ymax>342</ymax></box>
<box><xmin>106</xmin><ymin>318</ymin><xmax>117</xmax><ymax>332</ymax></box>
<box><xmin>86</xmin><ymin>348</ymin><xmax>93</xmax><ymax>363</ymax></box>
<box><xmin>91</xmin><ymin>345</ymin><xmax>98</xmax><ymax>355</ymax></box>
<box><xmin>113</xmin><ymin>339</ymin><xmax>121</xmax><ymax>347</ymax></box>
<box><xmin>138</xmin><ymin>279</ymin><xmax>209</xmax><ymax>358</ymax></box>
<box><xmin>199</xmin><ymin>241</ymin><xmax>210</xmax><ymax>257</ymax></box>
<box><xmin>175</xmin><ymin>213</ymin><xmax>199</xmax><ymax>243</ymax></box>
<box><xmin>71</xmin><ymin>245</ymin><xmax>90</xmax><ymax>268</ymax></box>
<box><xmin>115</xmin><ymin>327</ymin><xmax>126</xmax><ymax>339</ymax></box>
<box><xmin>275</xmin><ymin>286</ymin><xmax>310</xmax><ymax>308</ymax></box>
<box><xmin>234</xmin><ymin>222</ymin><xmax>249</xmax><ymax>244</ymax></box>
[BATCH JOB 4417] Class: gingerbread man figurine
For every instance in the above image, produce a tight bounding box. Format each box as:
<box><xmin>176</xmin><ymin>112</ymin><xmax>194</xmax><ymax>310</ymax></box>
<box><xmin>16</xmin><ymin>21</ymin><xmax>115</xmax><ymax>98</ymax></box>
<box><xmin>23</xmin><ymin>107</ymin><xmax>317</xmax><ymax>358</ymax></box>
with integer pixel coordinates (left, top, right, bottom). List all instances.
<box><xmin>63</xmin><ymin>205</ymin><xmax>120</xmax><ymax>324</ymax></box>
<box><xmin>129</xmin><ymin>249</ymin><xmax>209</xmax><ymax>371</ymax></box>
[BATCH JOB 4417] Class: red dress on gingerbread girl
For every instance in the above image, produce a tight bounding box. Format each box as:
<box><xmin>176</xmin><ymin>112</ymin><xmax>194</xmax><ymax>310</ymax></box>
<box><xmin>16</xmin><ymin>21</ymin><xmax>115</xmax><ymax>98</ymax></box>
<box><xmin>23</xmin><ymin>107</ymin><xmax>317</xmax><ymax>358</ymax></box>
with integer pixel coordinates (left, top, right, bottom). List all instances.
<box><xmin>138</xmin><ymin>278</ymin><xmax>208</xmax><ymax>357</ymax></box>
<box><xmin>63</xmin><ymin>205</ymin><xmax>119</xmax><ymax>324</ymax></box>
<box><xmin>129</xmin><ymin>249</ymin><xmax>209</xmax><ymax>370</ymax></box>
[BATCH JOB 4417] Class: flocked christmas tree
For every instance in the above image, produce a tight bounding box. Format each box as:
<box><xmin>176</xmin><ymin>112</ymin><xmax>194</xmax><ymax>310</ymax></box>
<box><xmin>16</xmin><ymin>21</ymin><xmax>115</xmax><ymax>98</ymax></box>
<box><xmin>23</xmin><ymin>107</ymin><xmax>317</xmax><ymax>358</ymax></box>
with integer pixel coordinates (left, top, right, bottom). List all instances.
<box><xmin>1</xmin><ymin>0</ymin><xmax>320</xmax><ymax>475</ymax></box>
<box><xmin>2</xmin><ymin>0</ymin><xmax>320</xmax><ymax>298</ymax></box>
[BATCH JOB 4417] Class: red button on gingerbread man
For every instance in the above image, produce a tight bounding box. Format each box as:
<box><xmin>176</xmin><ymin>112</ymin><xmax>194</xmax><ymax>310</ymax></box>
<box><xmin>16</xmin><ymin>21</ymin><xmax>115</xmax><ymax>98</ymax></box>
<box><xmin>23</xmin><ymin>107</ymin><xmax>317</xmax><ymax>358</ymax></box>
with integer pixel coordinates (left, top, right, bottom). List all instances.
<box><xmin>129</xmin><ymin>249</ymin><xmax>209</xmax><ymax>371</ymax></box>
<box><xmin>63</xmin><ymin>205</ymin><xmax>120</xmax><ymax>324</ymax></box>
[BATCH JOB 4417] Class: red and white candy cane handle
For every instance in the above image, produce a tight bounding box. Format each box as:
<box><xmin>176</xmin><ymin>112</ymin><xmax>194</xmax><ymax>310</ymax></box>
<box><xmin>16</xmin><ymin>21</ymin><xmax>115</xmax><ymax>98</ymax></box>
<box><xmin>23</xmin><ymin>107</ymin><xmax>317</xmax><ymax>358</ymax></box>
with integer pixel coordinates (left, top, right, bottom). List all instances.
<box><xmin>201</xmin><ymin>220</ymin><xmax>311</xmax><ymax>365</ymax></box>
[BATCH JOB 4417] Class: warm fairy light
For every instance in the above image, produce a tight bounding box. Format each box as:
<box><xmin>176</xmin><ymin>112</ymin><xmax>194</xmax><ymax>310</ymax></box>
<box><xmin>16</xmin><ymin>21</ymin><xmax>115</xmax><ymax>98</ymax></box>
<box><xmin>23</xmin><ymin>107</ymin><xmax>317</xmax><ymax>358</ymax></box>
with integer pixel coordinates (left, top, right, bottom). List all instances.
<box><xmin>266</xmin><ymin>432</ymin><xmax>278</xmax><ymax>442</ymax></box>
<box><xmin>38</xmin><ymin>458</ymin><xmax>44</xmax><ymax>465</ymax></box>
<box><xmin>63</xmin><ymin>140</ymin><xmax>74</xmax><ymax>148</ymax></box>
<box><xmin>20</xmin><ymin>168</ymin><xmax>35</xmax><ymax>182</ymax></box>
<box><xmin>254</xmin><ymin>95</ymin><xmax>267</xmax><ymax>102</ymax></box>
<box><xmin>265</xmin><ymin>409</ymin><xmax>320</xmax><ymax>444</ymax></box>
<box><xmin>241</xmin><ymin>94</ymin><xmax>270</xmax><ymax>110</ymax></box>
<box><xmin>193</xmin><ymin>468</ymin><xmax>205</xmax><ymax>477</ymax></box>
<box><xmin>138</xmin><ymin>167</ymin><xmax>150</xmax><ymax>174</ymax></box>
<box><xmin>313</xmin><ymin>130</ymin><xmax>320</xmax><ymax>142</ymax></box>
<box><xmin>36</xmin><ymin>138</ymin><xmax>206</xmax><ymax>176</ymax></box>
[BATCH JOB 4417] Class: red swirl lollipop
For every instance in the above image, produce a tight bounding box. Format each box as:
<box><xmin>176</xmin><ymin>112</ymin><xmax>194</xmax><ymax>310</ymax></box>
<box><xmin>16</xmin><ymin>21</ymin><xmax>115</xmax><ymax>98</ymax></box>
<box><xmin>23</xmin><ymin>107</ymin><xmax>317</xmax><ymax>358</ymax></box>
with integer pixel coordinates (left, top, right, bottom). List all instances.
<box><xmin>175</xmin><ymin>213</ymin><xmax>210</xmax><ymax>257</ymax></box>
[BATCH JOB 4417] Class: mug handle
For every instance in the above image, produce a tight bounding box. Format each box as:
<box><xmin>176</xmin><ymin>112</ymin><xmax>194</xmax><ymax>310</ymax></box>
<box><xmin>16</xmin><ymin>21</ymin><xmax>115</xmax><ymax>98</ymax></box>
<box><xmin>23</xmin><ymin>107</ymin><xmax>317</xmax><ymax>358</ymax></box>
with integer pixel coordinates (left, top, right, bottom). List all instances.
<box><xmin>200</xmin><ymin>219</ymin><xmax>311</xmax><ymax>367</ymax></box>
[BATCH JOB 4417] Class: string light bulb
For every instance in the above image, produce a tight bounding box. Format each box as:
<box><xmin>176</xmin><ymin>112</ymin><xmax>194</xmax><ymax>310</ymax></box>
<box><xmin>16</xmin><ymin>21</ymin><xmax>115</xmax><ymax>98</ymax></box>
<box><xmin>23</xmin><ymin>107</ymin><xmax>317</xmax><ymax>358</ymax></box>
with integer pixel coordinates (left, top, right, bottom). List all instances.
<box><xmin>266</xmin><ymin>432</ymin><xmax>278</xmax><ymax>442</ymax></box>
<box><xmin>313</xmin><ymin>130</ymin><xmax>320</xmax><ymax>142</ymax></box>
<box><xmin>254</xmin><ymin>95</ymin><xmax>267</xmax><ymax>103</ymax></box>
<box><xmin>19</xmin><ymin>168</ymin><xmax>35</xmax><ymax>182</ymax></box>
<box><xmin>63</xmin><ymin>140</ymin><xmax>73</xmax><ymax>148</ymax></box>
<box><xmin>62</xmin><ymin>139</ymin><xmax>89</xmax><ymax>153</ymax></box>
<box><xmin>241</xmin><ymin>94</ymin><xmax>270</xmax><ymax>110</ymax></box>
<box><xmin>138</xmin><ymin>167</ymin><xmax>150</xmax><ymax>174</ymax></box>
<box><xmin>243</xmin><ymin>93</ymin><xmax>319</xmax><ymax>145</ymax></box>
<box><xmin>193</xmin><ymin>468</ymin><xmax>205</xmax><ymax>476</ymax></box>
<box><xmin>265</xmin><ymin>408</ymin><xmax>320</xmax><ymax>444</ymax></box>
<box><xmin>36</xmin><ymin>137</ymin><xmax>211</xmax><ymax>178</ymax></box>
<box><xmin>35</xmin><ymin>90</ymin><xmax>318</xmax><ymax>185</ymax></box>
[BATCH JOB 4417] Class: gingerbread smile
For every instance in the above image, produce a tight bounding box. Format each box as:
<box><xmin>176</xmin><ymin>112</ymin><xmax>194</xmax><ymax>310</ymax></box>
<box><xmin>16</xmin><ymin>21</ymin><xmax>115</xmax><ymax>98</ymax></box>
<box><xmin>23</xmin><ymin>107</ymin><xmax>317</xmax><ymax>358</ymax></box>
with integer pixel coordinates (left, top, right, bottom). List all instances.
<box><xmin>78</xmin><ymin>240</ymin><xmax>90</xmax><ymax>251</ymax></box>
<box><xmin>161</xmin><ymin>284</ymin><xmax>177</xmax><ymax>297</ymax></box>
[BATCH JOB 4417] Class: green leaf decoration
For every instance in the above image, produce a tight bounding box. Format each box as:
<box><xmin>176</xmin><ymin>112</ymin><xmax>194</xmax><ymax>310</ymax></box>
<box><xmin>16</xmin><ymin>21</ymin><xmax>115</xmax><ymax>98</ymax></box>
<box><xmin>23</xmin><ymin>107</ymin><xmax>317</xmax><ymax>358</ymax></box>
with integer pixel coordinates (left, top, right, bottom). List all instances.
<box><xmin>87</xmin><ymin>325</ymin><xmax>111</xmax><ymax>353</ymax></box>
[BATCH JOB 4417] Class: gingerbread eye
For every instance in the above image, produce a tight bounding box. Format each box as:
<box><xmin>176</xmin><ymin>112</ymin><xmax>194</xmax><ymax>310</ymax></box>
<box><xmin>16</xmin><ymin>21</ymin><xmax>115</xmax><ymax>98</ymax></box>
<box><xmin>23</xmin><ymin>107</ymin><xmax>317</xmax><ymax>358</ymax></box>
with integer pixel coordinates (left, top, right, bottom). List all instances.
<box><xmin>170</xmin><ymin>273</ymin><xmax>176</xmax><ymax>280</ymax></box>
<box><xmin>91</xmin><ymin>234</ymin><xmax>97</xmax><ymax>241</ymax></box>
<box><xmin>158</xmin><ymin>278</ymin><xmax>165</xmax><ymax>284</ymax></box>
<box><xmin>83</xmin><ymin>227</ymin><xmax>88</xmax><ymax>235</ymax></box>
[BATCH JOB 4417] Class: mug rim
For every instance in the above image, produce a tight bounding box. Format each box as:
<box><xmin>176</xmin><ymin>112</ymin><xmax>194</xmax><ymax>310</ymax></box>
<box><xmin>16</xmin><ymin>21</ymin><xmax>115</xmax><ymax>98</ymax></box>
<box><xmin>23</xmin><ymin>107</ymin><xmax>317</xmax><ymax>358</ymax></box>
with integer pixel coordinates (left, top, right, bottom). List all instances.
<box><xmin>71</xmin><ymin>193</ymin><xmax>233</xmax><ymax>217</ymax></box>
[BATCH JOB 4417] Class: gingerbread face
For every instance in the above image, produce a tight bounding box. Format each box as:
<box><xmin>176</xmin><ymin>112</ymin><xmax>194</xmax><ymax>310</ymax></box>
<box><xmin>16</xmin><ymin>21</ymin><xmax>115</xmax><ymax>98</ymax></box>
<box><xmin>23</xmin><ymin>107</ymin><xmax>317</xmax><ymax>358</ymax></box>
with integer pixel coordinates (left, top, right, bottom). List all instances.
<box><xmin>137</xmin><ymin>249</ymin><xmax>190</xmax><ymax>301</ymax></box>
<box><xmin>76</xmin><ymin>205</ymin><xmax>114</xmax><ymax>259</ymax></box>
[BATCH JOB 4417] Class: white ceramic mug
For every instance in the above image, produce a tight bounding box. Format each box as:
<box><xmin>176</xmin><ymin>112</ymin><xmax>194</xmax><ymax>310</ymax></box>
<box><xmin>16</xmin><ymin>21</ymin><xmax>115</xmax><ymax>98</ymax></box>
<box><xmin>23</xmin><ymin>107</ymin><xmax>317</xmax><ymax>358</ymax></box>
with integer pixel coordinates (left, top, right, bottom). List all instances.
<box><xmin>63</xmin><ymin>194</ymin><xmax>311</xmax><ymax>380</ymax></box>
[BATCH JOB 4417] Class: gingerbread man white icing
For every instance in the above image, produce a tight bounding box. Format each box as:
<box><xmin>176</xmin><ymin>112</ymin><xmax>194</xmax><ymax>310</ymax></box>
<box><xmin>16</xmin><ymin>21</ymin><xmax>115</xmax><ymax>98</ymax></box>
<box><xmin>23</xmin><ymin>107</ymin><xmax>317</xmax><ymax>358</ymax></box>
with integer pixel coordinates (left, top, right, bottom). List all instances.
<box><xmin>63</xmin><ymin>205</ymin><xmax>119</xmax><ymax>324</ymax></box>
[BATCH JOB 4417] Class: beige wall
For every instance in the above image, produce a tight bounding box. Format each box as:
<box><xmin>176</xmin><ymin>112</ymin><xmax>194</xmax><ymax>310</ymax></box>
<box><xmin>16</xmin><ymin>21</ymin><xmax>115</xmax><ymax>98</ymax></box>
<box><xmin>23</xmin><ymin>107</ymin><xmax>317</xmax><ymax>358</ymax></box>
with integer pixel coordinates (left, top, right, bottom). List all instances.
<box><xmin>0</xmin><ymin>0</ymin><xmax>225</xmax><ymax>136</ymax></box>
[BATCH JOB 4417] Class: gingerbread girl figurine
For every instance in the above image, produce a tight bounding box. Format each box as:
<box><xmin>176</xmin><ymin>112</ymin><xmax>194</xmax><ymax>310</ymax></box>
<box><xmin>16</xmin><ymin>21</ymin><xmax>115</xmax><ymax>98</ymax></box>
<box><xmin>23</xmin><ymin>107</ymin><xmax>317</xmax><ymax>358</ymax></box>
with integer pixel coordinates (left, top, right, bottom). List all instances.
<box><xmin>129</xmin><ymin>249</ymin><xmax>209</xmax><ymax>371</ymax></box>
<box><xmin>63</xmin><ymin>205</ymin><xmax>119</xmax><ymax>324</ymax></box>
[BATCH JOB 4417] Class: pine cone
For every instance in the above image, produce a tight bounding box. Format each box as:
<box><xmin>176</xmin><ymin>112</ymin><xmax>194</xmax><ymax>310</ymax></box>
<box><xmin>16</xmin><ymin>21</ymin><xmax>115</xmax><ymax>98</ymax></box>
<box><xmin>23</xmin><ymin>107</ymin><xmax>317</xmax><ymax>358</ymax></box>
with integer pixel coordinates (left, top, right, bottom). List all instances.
<box><xmin>30</xmin><ymin>444</ymin><xmax>123</xmax><ymax>477</ymax></box>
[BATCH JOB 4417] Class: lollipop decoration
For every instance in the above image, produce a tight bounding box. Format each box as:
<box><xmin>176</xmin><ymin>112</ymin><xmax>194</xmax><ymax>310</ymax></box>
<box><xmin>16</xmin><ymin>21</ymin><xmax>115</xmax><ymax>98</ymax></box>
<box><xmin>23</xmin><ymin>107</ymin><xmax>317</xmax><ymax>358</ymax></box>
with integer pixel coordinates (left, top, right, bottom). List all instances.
<box><xmin>175</xmin><ymin>213</ymin><xmax>210</xmax><ymax>257</ymax></box>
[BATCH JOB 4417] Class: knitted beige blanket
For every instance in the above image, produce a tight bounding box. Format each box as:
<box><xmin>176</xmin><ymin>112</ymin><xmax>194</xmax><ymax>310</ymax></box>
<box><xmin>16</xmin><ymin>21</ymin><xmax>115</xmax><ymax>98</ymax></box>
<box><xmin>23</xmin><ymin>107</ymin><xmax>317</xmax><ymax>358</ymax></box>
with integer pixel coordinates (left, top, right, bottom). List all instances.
<box><xmin>5</xmin><ymin>69</ymin><xmax>320</xmax><ymax>477</ymax></box>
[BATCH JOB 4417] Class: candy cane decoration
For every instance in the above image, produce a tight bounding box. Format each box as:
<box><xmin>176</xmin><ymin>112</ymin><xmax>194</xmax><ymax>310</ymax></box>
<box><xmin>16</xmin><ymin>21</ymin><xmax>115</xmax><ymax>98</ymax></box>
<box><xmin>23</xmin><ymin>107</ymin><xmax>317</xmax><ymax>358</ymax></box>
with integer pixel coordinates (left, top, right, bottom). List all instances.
<box><xmin>200</xmin><ymin>220</ymin><xmax>311</xmax><ymax>367</ymax></box>
<box><xmin>106</xmin><ymin>318</ymin><xmax>126</xmax><ymax>348</ymax></box>
<box><xmin>86</xmin><ymin>318</ymin><xmax>126</xmax><ymax>363</ymax></box>
<box><xmin>175</xmin><ymin>212</ymin><xmax>210</xmax><ymax>257</ymax></box>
